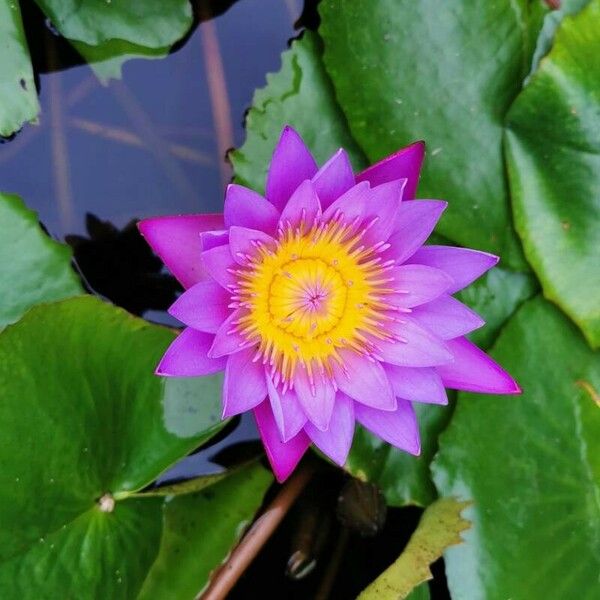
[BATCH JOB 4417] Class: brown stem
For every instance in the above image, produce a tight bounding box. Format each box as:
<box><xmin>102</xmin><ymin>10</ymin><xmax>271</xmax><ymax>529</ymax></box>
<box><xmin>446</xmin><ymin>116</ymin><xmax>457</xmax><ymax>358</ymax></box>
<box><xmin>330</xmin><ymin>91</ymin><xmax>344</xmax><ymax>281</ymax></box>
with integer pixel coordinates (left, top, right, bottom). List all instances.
<box><xmin>200</xmin><ymin>463</ymin><xmax>316</xmax><ymax>600</ymax></box>
<box><xmin>314</xmin><ymin>527</ymin><xmax>350</xmax><ymax>600</ymax></box>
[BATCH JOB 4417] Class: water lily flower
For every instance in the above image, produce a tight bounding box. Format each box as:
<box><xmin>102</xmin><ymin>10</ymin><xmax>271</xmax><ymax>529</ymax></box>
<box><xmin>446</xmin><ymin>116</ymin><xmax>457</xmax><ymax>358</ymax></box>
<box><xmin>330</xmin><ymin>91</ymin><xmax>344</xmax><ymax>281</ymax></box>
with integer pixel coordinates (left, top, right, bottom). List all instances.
<box><xmin>139</xmin><ymin>126</ymin><xmax>520</xmax><ymax>482</ymax></box>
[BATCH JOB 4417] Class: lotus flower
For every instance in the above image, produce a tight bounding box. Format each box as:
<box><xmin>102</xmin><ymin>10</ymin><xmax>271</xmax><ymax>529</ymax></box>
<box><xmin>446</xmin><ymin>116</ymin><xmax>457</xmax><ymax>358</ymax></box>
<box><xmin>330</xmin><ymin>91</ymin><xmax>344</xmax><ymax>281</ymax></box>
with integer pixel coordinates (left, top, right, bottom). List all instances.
<box><xmin>139</xmin><ymin>126</ymin><xmax>519</xmax><ymax>482</ymax></box>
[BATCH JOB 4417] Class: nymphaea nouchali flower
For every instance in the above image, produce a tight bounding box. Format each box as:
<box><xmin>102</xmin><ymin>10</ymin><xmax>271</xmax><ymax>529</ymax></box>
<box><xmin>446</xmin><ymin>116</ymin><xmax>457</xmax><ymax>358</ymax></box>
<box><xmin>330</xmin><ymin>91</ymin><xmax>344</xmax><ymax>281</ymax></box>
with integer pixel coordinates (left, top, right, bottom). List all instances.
<box><xmin>140</xmin><ymin>126</ymin><xmax>519</xmax><ymax>482</ymax></box>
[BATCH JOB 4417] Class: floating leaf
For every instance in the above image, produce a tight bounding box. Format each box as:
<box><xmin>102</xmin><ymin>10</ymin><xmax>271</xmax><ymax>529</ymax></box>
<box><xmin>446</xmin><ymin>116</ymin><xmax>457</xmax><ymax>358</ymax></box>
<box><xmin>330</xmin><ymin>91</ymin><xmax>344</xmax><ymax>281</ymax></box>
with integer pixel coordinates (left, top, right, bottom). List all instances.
<box><xmin>0</xmin><ymin>1</ymin><xmax>39</xmax><ymax>136</ymax></box>
<box><xmin>358</xmin><ymin>497</ymin><xmax>470</xmax><ymax>600</ymax></box>
<box><xmin>319</xmin><ymin>0</ymin><xmax>546</xmax><ymax>269</ymax></box>
<box><xmin>0</xmin><ymin>297</ymin><xmax>228</xmax><ymax>598</ymax></box>
<box><xmin>230</xmin><ymin>31</ymin><xmax>367</xmax><ymax>194</ymax></box>
<box><xmin>138</xmin><ymin>462</ymin><xmax>272</xmax><ymax>599</ymax></box>
<box><xmin>0</xmin><ymin>193</ymin><xmax>81</xmax><ymax>329</ymax></box>
<box><xmin>506</xmin><ymin>0</ymin><xmax>600</xmax><ymax>348</ymax></box>
<box><xmin>432</xmin><ymin>296</ymin><xmax>600</xmax><ymax>598</ymax></box>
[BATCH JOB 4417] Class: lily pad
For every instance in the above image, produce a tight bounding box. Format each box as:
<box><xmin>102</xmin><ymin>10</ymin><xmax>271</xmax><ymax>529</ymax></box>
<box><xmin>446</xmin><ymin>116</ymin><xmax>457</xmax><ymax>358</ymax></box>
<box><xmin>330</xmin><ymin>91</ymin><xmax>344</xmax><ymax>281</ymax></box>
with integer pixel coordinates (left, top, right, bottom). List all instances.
<box><xmin>359</xmin><ymin>497</ymin><xmax>470</xmax><ymax>600</ymax></box>
<box><xmin>139</xmin><ymin>462</ymin><xmax>272</xmax><ymax>599</ymax></box>
<box><xmin>230</xmin><ymin>31</ymin><xmax>367</xmax><ymax>194</ymax></box>
<box><xmin>0</xmin><ymin>296</ymin><xmax>229</xmax><ymax>598</ymax></box>
<box><xmin>0</xmin><ymin>1</ymin><xmax>39</xmax><ymax>137</ymax></box>
<box><xmin>0</xmin><ymin>193</ymin><xmax>81</xmax><ymax>329</ymax></box>
<box><xmin>34</xmin><ymin>0</ymin><xmax>193</xmax><ymax>47</ymax></box>
<box><xmin>505</xmin><ymin>0</ymin><xmax>600</xmax><ymax>348</ymax></box>
<box><xmin>319</xmin><ymin>0</ymin><xmax>546</xmax><ymax>269</ymax></box>
<box><xmin>432</xmin><ymin>296</ymin><xmax>600</xmax><ymax>599</ymax></box>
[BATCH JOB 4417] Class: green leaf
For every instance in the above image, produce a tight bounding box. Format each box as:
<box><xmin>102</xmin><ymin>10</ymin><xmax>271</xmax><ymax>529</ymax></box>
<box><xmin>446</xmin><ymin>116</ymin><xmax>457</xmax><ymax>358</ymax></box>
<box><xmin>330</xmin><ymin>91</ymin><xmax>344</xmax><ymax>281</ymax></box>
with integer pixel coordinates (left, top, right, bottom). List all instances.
<box><xmin>0</xmin><ymin>1</ymin><xmax>39</xmax><ymax>137</ymax></box>
<box><xmin>505</xmin><ymin>0</ymin><xmax>600</xmax><ymax>348</ymax></box>
<box><xmin>405</xmin><ymin>583</ymin><xmax>430</xmax><ymax>600</ymax></box>
<box><xmin>529</xmin><ymin>0</ymin><xmax>591</xmax><ymax>77</ymax></box>
<box><xmin>319</xmin><ymin>0</ymin><xmax>545</xmax><ymax>269</ymax></box>
<box><xmin>456</xmin><ymin>267</ymin><xmax>538</xmax><ymax>349</ymax></box>
<box><xmin>432</xmin><ymin>296</ymin><xmax>600</xmax><ymax>599</ymax></box>
<box><xmin>0</xmin><ymin>193</ymin><xmax>82</xmax><ymax>329</ymax></box>
<box><xmin>138</xmin><ymin>462</ymin><xmax>273</xmax><ymax>599</ymax></box>
<box><xmin>0</xmin><ymin>296</ymin><xmax>228</xmax><ymax>598</ymax></box>
<box><xmin>359</xmin><ymin>497</ymin><xmax>470</xmax><ymax>600</ymax></box>
<box><xmin>345</xmin><ymin>402</ymin><xmax>453</xmax><ymax>508</ymax></box>
<box><xmin>230</xmin><ymin>31</ymin><xmax>367</xmax><ymax>194</ymax></box>
<box><xmin>34</xmin><ymin>0</ymin><xmax>193</xmax><ymax>47</ymax></box>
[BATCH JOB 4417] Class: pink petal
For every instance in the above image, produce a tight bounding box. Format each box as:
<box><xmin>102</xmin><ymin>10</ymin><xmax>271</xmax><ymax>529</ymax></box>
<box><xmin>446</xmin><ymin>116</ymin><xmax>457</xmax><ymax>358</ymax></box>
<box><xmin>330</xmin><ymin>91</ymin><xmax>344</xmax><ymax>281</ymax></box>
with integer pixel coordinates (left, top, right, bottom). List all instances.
<box><xmin>222</xmin><ymin>349</ymin><xmax>267</xmax><ymax>417</ymax></box>
<box><xmin>361</xmin><ymin>179</ymin><xmax>406</xmax><ymax>246</ymax></box>
<box><xmin>265</xmin><ymin>126</ymin><xmax>318</xmax><ymax>212</ymax></box>
<box><xmin>385</xmin><ymin>200</ymin><xmax>447</xmax><ymax>264</ymax></box>
<box><xmin>321</xmin><ymin>181</ymin><xmax>370</xmax><ymax>223</ymax></box>
<box><xmin>228</xmin><ymin>226</ymin><xmax>276</xmax><ymax>266</ymax></box>
<box><xmin>254</xmin><ymin>401</ymin><xmax>310</xmax><ymax>483</ymax></box>
<box><xmin>294</xmin><ymin>364</ymin><xmax>336</xmax><ymax>431</ymax></box>
<box><xmin>332</xmin><ymin>350</ymin><xmax>396</xmax><ymax>410</ymax></box>
<box><xmin>384</xmin><ymin>365</ymin><xmax>448</xmax><ymax>405</ymax></box>
<box><xmin>356</xmin><ymin>141</ymin><xmax>425</xmax><ymax>200</ymax></box>
<box><xmin>312</xmin><ymin>148</ymin><xmax>355</xmax><ymax>210</ymax></box>
<box><xmin>266</xmin><ymin>376</ymin><xmax>307</xmax><ymax>442</ymax></box>
<box><xmin>168</xmin><ymin>280</ymin><xmax>231</xmax><ymax>333</ymax></box>
<box><xmin>437</xmin><ymin>337</ymin><xmax>521</xmax><ymax>395</ymax></box>
<box><xmin>156</xmin><ymin>328</ymin><xmax>226</xmax><ymax>377</ymax></box>
<box><xmin>200</xmin><ymin>230</ymin><xmax>228</xmax><ymax>252</ymax></box>
<box><xmin>387</xmin><ymin>265</ymin><xmax>453</xmax><ymax>308</ymax></box>
<box><xmin>375</xmin><ymin>317</ymin><xmax>453</xmax><ymax>367</ymax></box>
<box><xmin>305</xmin><ymin>393</ymin><xmax>355</xmax><ymax>466</ymax></box>
<box><xmin>406</xmin><ymin>246</ymin><xmax>499</xmax><ymax>293</ymax></box>
<box><xmin>208</xmin><ymin>308</ymin><xmax>248</xmax><ymax>358</ymax></box>
<box><xmin>201</xmin><ymin>244</ymin><xmax>237</xmax><ymax>290</ymax></box>
<box><xmin>224</xmin><ymin>184</ymin><xmax>280</xmax><ymax>235</ymax></box>
<box><xmin>411</xmin><ymin>295</ymin><xmax>484</xmax><ymax>339</ymax></box>
<box><xmin>354</xmin><ymin>398</ymin><xmax>420</xmax><ymax>455</ymax></box>
<box><xmin>138</xmin><ymin>214</ymin><xmax>224</xmax><ymax>289</ymax></box>
<box><xmin>278</xmin><ymin>179</ymin><xmax>321</xmax><ymax>231</ymax></box>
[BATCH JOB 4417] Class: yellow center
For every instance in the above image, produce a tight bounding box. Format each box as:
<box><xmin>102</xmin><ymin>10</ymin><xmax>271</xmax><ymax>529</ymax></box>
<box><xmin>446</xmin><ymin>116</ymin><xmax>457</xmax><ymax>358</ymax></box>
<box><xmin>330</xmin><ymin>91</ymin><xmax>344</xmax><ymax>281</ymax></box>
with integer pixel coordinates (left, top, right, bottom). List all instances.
<box><xmin>232</xmin><ymin>218</ymin><xmax>396</xmax><ymax>384</ymax></box>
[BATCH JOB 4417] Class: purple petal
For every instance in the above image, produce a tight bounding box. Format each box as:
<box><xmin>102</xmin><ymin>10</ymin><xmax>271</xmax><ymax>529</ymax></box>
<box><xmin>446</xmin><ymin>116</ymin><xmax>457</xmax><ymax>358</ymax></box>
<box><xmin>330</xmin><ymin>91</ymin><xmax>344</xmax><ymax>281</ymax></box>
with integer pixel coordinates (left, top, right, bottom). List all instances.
<box><xmin>222</xmin><ymin>349</ymin><xmax>267</xmax><ymax>417</ymax></box>
<box><xmin>265</xmin><ymin>126</ymin><xmax>318</xmax><ymax>212</ymax></box>
<box><xmin>156</xmin><ymin>328</ymin><xmax>226</xmax><ymax>377</ymax></box>
<box><xmin>294</xmin><ymin>364</ymin><xmax>336</xmax><ymax>431</ymax></box>
<box><xmin>384</xmin><ymin>365</ymin><xmax>448</xmax><ymax>405</ymax></box>
<box><xmin>375</xmin><ymin>317</ymin><xmax>453</xmax><ymax>367</ymax></box>
<box><xmin>208</xmin><ymin>308</ymin><xmax>248</xmax><ymax>358</ymax></box>
<box><xmin>387</xmin><ymin>265</ymin><xmax>453</xmax><ymax>308</ymax></box>
<box><xmin>200</xmin><ymin>230</ymin><xmax>228</xmax><ymax>252</ymax></box>
<box><xmin>254</xmin><ymin>401</ymin><xmax>310</xmax><ymax>482</ymax></box>
<box><xmin>411</xmin><ymin>295</ymin><xmax>484</xmax><ymax>339</ymax></box>
<box><xmin>138</xmin><ymin>214</ymin><xmax>224</xmax><ymax>289</ymax></box>
<box><xmin>278</xmin><ymin>179</ymin><xmax>321</xmax><ymax>231</ymax></box>
<box><xmin>437</xmin><ymin>337</ymin><xmax>521</xmax><ymax>394</ymax></box>
<box><xmin>332</xmin><ymin>350</ymin><xmax>396</xmax><ymax>410</ymax></box>
<box><xmin>321</xmin><ymin>181</ymin><xmax>369</xmax><ymax>223</ymax></box>
<box><xmin>168</xmin><ymin>280</ymin><xmax>231</xmax><ymax>333</ymax></box>
<box><xmin>354</xmin><ymin>398</ymin><xmax>420</xmax><ymax>455</ymax></box>
<box><xmin>406</xmin><ymin>246</ymin><xmax>499</xmax><ymax>293</ymax></box>
<box><xmin>266</xmin><ymin>376</ymin><xmax>307</xmax><ymax>442</ymax></box>
<box><xmin>361</xmin><ymin>179</ymin><xmax>406</xmax><ymax>246</ymax></box>
<box><xmin>228</xmin><ymin>226</ymin><xmax>276</xmax><ymax>266</ymax></box>
<box><xmin>385</xmin><ymin>200</ymin><xmax>447</xmax><ymax>264</ymax></box>
<box><xmin>312</xmin><ymin>148</ymin><xmax>355</xmax><ymax>210</ymax></box>
<box><xmin>224</xmin><ymin>184</ymin><xmax>280</xmax><ymax>235</ymax></box>
<box><xmin>201</xmin><ymin>244</ymin><xmax>237</xmax><ymax>290</ymax></box>
<box><xmin>305</xmin><ymin>393</ymin><xmax>355</xmax><ymax>466</ymax></box>
<box><xmin>356</xmin><ymin>141</ymin><xmax>425</xmax><ymax>200</ymax></box>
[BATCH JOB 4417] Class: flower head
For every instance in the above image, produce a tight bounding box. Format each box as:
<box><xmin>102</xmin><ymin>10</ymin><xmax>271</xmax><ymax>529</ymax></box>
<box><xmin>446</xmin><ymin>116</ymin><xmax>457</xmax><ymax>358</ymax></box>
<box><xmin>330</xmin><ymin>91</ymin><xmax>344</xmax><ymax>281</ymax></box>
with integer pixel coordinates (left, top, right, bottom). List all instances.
<box><xmin>139</xmin><ymin>126</ymin><xmax>519</xmax><ymax>482</ymax></box>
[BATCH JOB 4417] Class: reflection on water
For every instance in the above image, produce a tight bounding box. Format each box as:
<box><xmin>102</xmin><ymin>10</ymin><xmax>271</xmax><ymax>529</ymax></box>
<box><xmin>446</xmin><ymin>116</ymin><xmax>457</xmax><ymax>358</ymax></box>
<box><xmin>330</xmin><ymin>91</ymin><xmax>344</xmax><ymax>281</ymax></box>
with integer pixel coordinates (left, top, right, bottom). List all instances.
<box><xmin>1</xmin><ymin>0</ymin><xmax>301</xmax><ymax>237</ymax></box>
<box><xmin>1</xmin><ymin>0</ymin><xmax>302</xmax><ymax>477</ymax></box>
